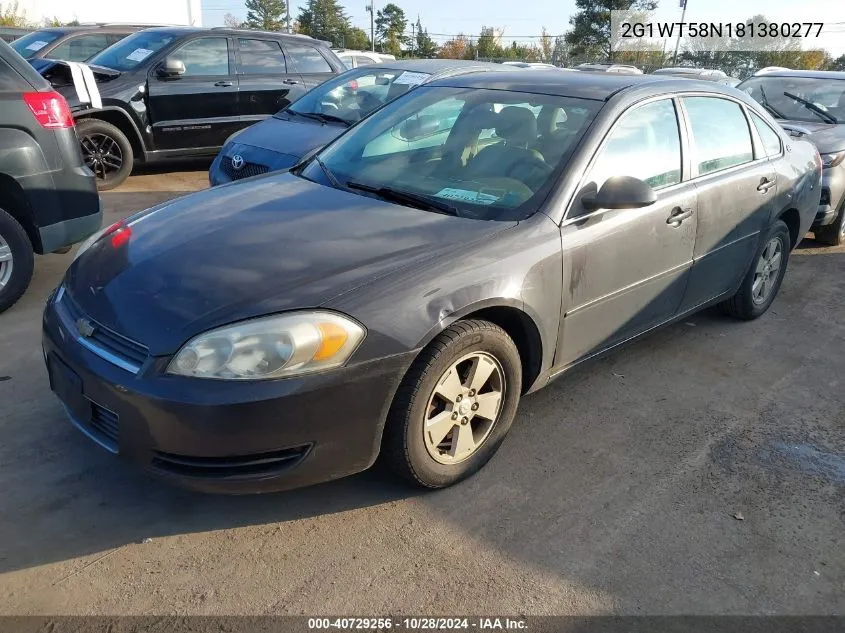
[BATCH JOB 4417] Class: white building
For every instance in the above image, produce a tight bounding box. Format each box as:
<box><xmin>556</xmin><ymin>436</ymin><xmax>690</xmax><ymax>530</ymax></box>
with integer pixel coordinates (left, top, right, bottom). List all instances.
<box><xmin>17</xmin><ymin>0</ymin><xmax>202</xmax><ymax>27</ymax></box>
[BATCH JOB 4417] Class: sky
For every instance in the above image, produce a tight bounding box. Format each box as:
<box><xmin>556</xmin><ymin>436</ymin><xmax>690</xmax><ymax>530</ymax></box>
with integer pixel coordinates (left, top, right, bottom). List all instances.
<box><xmin>202</xmin><ymin>0</ymin><xmax>845</xmax><ymax>56</ymax></box>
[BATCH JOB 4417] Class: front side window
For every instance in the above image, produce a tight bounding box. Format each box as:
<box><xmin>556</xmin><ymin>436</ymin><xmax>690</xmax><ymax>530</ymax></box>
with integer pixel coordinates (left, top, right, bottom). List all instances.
<box><xmin>169</xmin><ymin>37</ymin><xmax>230</xmax><ymax>76</ymax></box>
<box><xmin>300</xmin><ymin>86</ymin><xmax>602</xmax><ymax>221</ymax></box>
<box><xmin>10</xmin><ymin>30</ymin><xmax>62</xmax><ymax>58</ymax></box>
<box><xmin>586</xmin><ymin>99</ymin><xmax>682</xmax><ymax>192</ymax></box>
<box><xmin>285</xmin><ymin>43</ymin><xmax>333</xmax><ymax>74</ymax></box>
<box><xmin>238</xmin><ymin>38</ymin><xmax>286</xmax><ymax>74</ymax></box>
<box><xmin>286</xmin><ymin>67</ymin><xmax>431</xmax><ymax>125</ymax></box>
<box><xmin>683</xmin><ymin>97</ymin><xmax>753</xmax><ymax>176</ymax></box>
<box><xmin>44</xmin><ymin>34</ymin><xmax>111</xmax><ymax>62</ymax></box>
<box><xmin>750</xmin><ymin>111</ymin><xmax>782</xmax><ymax>157</ymax></box>
<box><xmin>88</xmin><ymin>30</ymin><xmax>177</xmax><ymax>71</ymax></box>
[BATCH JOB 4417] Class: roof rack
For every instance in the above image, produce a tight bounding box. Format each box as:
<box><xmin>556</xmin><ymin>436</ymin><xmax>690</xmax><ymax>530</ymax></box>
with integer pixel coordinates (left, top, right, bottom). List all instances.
<box><xmin>76</xmin><ymin>22</ymin><xmax>180</xmax><ymax>27</ymax></box>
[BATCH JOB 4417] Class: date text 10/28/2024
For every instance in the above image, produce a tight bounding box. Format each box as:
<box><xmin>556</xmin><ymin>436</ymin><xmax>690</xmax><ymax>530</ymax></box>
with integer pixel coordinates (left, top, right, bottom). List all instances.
<box><xmin>307</xmin><ymin>618</ymin><xmax>528</xmax><ymax>630</ymax></box>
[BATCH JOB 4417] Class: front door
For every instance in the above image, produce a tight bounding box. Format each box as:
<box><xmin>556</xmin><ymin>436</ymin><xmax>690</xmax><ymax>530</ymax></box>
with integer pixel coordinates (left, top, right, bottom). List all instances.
<box><xmin>235</xmin><ymin>37</ymin><xmax>306</xmax><ymax>126</ymax></box>
<box><xmin>146</xmin><ymin>36</ymin><xmax>240</xmax><ymax>151</ymax></box>
<box><xmin>678</xmin><ymin>96</ymin><xmax>779</xmax><ymax>312</ymax></box>
<box><xmin>283</xmin><ymin>42</ymin><xmax>337</xmax><ymax>90</ymax></box>
<box><xmin>556</xmin><ymin>98</ymin><xmax>698</xmax><ymax>368</ymax></box>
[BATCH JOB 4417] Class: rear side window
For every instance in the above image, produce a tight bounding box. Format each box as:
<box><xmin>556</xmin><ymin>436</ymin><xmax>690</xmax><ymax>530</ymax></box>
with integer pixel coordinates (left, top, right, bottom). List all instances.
<box><xmin>750</xmin><ymin>111</ymin><xmax>783</xmax><ymax>157</ymax></box>
<box><xmin>683</xmin><ymin>97</ymin><xmax>754</xmax><ymax>175</ymax></box>
<box><xmin>45</xmin><ymin>34</ymin><xmax>112</xmax><ymax>62</ymax></box>
<box><xmin>586</xmin><ymin>98</ymin><xmax>682</xmax><ymax>191</ymax></box>
<box><xmin>170</xmin><ymin>37</ymin><xmax>230</xmax><ymax>76</ymax></box>
<box><xmin>285</xmin><ymin>43</ymin><xmax>333</xmax><ymax>74</ymax></box>
<box><xmin>238</xmin><ymin>39</ymin><xmax>287</xmax><ymax>74</ymax></box>
<box><xmin>0</xmin><ymin>56</ymin><xmax>26</xmax><ymax>91</ymax></box>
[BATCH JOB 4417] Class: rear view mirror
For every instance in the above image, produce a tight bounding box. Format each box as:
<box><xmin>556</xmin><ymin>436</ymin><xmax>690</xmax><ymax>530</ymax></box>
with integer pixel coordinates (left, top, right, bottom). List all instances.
<box><xmin>399</xmin><ymin>115</ymin><xmax>439</xmax><ymax>141</ymax></box>
<box><xmin>581</xmin><ymin>176</ymin><xmax>657</xmax><ymax>212</ymax></box>
<box><xmin>158</xmin><ymin>58</ymin><xmax>186</xmax><ymax>77</ymax></box>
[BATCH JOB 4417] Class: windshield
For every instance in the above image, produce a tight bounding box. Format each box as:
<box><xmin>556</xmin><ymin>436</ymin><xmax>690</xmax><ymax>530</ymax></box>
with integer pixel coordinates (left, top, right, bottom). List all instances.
<box><xmin>87</xmin><ymin>30</ymin><xmax>177</xmax><ymax>71</ymax></box>
<box><xmin>740</xmin><ymin>76</ymin><xmax>845</xmax><ymax>124</ymax></box>
<box><xmin>10</xmin><ymin>30</ymin><xmax>62</xmax><ymax>59</ymax></box>
<box><xmin>300</xmin><ymin>86</ymin><xmax>602</xmax><ymax>221</ymax></box>
<box><xmin>286</xmin><ymin>67</ymin><xmax>432</xmax><ymax>125</ymax></box>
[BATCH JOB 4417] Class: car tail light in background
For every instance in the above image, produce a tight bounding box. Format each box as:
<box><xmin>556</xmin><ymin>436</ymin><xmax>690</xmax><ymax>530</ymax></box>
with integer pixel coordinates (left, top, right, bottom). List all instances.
<box><xmin>22</xmin><ymin>91</ymin><xmax>74</xmax><ymax>129</ymax></box>
<box><xmin>105</xmin><ymin>221</ymin><xmax>132</xmax><ymax>249</ymax></box>
<box><xmin>348</xmin><ymin>79</ymin><xmax>359</xmax><ymax>90</ymax></box>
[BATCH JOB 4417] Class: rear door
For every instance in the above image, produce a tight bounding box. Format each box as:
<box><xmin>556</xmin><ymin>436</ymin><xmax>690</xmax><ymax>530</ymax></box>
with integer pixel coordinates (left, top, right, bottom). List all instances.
<box><xmin>235</xmin><ymin>37</ymin><xmax>306</xmax><ymax>126</ymax></box>
<box><xmin>676</xmin><ymin>96</ymin><xmax>777</xmax><ymax>312</ymax></box>
<box><xmin>283</xmin><ymin>42</ymin><xmax>337</xmax><ymax>90</ymax></box>
<box><xmin>556</xmin><ymin>97</ymin><xmax>698</xmax><ymax>368</ymax></box>
<box><xmin>146</xmin><ymin>35</ymin><xmax>239</xmax><ymax>151</ymax></box>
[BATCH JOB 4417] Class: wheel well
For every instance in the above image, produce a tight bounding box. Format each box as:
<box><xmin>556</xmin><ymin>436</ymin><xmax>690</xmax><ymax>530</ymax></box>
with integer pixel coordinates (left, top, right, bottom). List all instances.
<box><xmin>460</xmin><ymin>306</ymin><xmax>543</xmax><ymax>394</ymax></box>
<box><xmin>778</xmin><ymin>208</ymin><xmax>801</xmax><ymax>249</ymax></box>
<box><xmin>77</xmin><ymin>110</ymin><xmax>143</xmax><ymax>159</ymax></box>
<box><xmin>0</xmin><ymin>173</ymin><xmax>40</xmax><ymax>251</ymax></box>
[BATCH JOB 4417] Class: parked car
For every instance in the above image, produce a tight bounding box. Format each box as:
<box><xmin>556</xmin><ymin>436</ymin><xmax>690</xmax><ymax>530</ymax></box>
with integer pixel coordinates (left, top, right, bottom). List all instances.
<box><xmin>0</xmin><ymin>39</ymin><xmax>100</xmax><ymax>313</ymax></box>
<box><xmin>575</xmin><ymin>62</ymin><xmax>642</xmax><ymax>75</ymax></box>
<box><xmin>210</xmin><ymin>59</ymin><xmax>510</xmax><ymax>186</ymax></box>
<box><xmin>332</xmin><ymin>49</ymin><xmax>396</xmax><ymax>69</ymax></box>
<box><xmin>502</xmin><ymin>62</ymin><xmax>559</xmax><ymax>69</ymax></box>
<box><xmin>44</xmin><ymin>71</ymin><xmax>819</xmax><ymax>493</ymax></box>
<box><xmin>10</xmin><ymin>25</ymin><xmax>144</xmax><ymax>67</ymax></box>
<box><xmin>652</xmin><ymin>67</ymin><xmax>739</xmax><ymax>86</ymax></box>
<box><xmin>39</xmin><ymin>27</ymin><xmax>346</xmax><ymax>190</ymax></box>
<box><xmin>738</xmin><ymin>69</ymin><xmax>845</xmax><ymax>244</ymax></box>
<box><xmin>0</xmin><ymin>27</ymin><xmax>32</xmax><ymax>44</ymax></box>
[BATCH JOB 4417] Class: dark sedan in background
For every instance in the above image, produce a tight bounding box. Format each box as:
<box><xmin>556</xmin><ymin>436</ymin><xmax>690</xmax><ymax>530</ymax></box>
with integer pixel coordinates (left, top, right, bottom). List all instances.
<box><xmin>44</xmin><ymin>72</ymin><xmax>819</xmax><ymax>493</ymax></box>
<box><xmin>209</xmin><ymin>59</ymin><xmax>508</xmax><ymax>185</ymax></box>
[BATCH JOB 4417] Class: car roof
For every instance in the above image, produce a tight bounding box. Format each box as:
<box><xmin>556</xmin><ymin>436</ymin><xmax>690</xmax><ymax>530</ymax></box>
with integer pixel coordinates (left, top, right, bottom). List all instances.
<box><xmin>364</xmin><ymin>58</ymin><xmax>509</xmax><ymax>77</ymax></box>
<box><xmin>139</xmin><ymin>26</ymin><xmax>329</xmax><ymax>45</ymax></box>
<box><xmin>748</xmin><ymin>69</ymin><xmax>845</xmax><ymax>81</ymax></box>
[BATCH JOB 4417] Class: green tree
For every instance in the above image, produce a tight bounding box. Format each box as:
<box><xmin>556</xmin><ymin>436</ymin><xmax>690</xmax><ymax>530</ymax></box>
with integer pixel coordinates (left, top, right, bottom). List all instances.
<box><xmin>828</xmin><ymin>54</ymin><xmax>845</xmax><ymax>72</ymax></box>
<box><xmin>245</xmin><ymin>0</ymin><xmax>286</xmax><ymax>31</ymax></box>
<box><xmin>223</xmin><ymin>12</ymin><xmax>244</xmax><ymax>28</ymax></box>
<box><xmin>565</xmin><ymin>0</ymin><xmax>658</xmax><ymax>61</ymax></box>
<box><xmin>343</xmin><ymin>26</ymin><xmax>370</xmax><ymax>50</ymax></box>
<box><xmin>375</xmin><ymin>3</ymin><xmax>408</xmax><ymax>56</ymax></box>
<box><xmin>476</xmin><ymin>27</ymin><xmax>502</xmax><ymax>60</ymax></box>
<box><xmin>552</xmin><ymin>35</ymin><xmax>571</xmax><ymax>66</ymax></box>
<box><xmin>415</xmin><ymin>18</ymin><xmax>438</xmax><ymax>58</ymax></box>
<box><xmin>0</xmin><ymin>1</ymin><xmax>29</xmax><ymax>27</ymax></box>
<box><xmin>298</xmin><ymin>0</ymin><xmax>349</xmax><ymax>46</ymax></box>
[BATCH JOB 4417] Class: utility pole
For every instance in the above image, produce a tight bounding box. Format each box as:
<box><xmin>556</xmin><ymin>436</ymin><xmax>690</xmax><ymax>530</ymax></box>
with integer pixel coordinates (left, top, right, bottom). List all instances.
<box><xmin>366</xmin><ymin>1</ymin><xmax>375</xmax><ymax>51</ymax></box>
<box><xmin>411</xmin><ymin>21</ymin><xmax>416</xmax><ymax>57</ymax></box>
<box><xmin>286</xmin><ymin>0</ymin><xmax>291</xmax><ymax>33</ymax></box>
<box><xmin>672</xmin><ymin>0</ymin><xmax>688</xmax><ymax>66</ymax></box>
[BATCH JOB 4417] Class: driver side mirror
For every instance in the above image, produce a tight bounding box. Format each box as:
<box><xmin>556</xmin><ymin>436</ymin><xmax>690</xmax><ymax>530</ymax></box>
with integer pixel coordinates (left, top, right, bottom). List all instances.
<box><xmin>157</xmin><ymin>58</ymin><xmax>186</xmax><ymax>77</ymax></box>
<box><xmin>581</xmin><ymin>176</ymin><xmax>657</xmax><ymax>213</ymax></box>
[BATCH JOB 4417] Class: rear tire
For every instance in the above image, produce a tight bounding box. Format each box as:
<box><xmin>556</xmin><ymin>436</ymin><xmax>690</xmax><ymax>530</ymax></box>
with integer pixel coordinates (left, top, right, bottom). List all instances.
<box><xmin>76</xmin><ymin>118</ymin><xmax>133</xmax><ymax>191</ymax></box>
<box><xmin>721</xmin><ymin>220</ymin><xmax>790</xmax><ymax>321</ymax></box>
<box><xmin>382</xmin><ymin>320</ymin><xmax>522</xmax><ymax>489</ymax></box>
<box><xmin>814</xmin><ymin>205</ymin><xmax>845</xmax><ymax>246</ymax></box>
<box><xmin>0</xmin><ymin>208</ymin><xmax>34</xmax><ymax>314</ymax></box>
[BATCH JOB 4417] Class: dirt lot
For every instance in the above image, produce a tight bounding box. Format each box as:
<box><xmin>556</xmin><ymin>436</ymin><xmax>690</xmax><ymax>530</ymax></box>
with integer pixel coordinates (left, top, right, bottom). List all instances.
<box><xmin>0</xmin><ymin>165</ymin><xmax>843</xmax><ymax>615</ymax></box>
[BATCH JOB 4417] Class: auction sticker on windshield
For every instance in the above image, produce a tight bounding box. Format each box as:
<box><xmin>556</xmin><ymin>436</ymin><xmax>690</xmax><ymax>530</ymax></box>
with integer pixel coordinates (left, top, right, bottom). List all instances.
<box><xmin>26</xmin><ymin>41</ymin><xmax>49</xmax><ymax>51</ymax></box>
<box><xmin>436</xmin><ymin>188</ymin><xmax>499</xmax><ymax>205</ymax></box>
<box><xmin>126</xmin><ymin>48</ymin><xmax>154</xmax><ymax>62</ymax></box>
<box><xmin>395</xmin><ymin>71</ymin><xmax>431</xmax><ymax>86</ymax></box>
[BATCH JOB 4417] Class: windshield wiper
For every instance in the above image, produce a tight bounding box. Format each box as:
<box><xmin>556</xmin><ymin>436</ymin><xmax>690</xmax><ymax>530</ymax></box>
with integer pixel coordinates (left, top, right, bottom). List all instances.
<box><xmin>314</xmin><ymin>156</ymin><xmax>342</xmax><ymax>188</ymax></box>
<box><xmin>285</xmin><ymin>110</ymin><xmax>350</xmax><ymax>126</ymax></box>
<box><xmin>757</xmin><ymin>86</ymin><xmax>786</xmax><ymax>119</ymax></box>
<box><xmin>346</xmin><ymin>181</ymin><xmax>460</xmax><ymax>216</ymax></box>
<box><xmin>782</xmin><ymin>91</ymin><xmax>838</xmax><ymax>124</ymax></box>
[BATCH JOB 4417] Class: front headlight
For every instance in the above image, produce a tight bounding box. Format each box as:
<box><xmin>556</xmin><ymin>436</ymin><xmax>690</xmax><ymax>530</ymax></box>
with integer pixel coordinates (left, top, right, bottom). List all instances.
<box><xmin>167</xmin><ymin>312</ymin><xmax>366</xmax><ymax>380</ymax></box>
<box><xmin>821</xmin><ymin>151</ymin><xmax>845</xmax><ymax>169</ymax></box>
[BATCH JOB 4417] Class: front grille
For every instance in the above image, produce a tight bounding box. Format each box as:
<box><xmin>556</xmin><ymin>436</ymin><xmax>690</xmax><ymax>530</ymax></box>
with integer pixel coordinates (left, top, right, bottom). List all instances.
<box><xmin>150</xmin><ymin>445</ymin><xmax>311</xmax><ymax>479</ymax></box>
<box><xmin>58</xmin><ymin>288</ymin><xmax>149</xmax><ymax>372</ymax></box>
<box><xmin>89</xmin><ymin>402</ymin><xmax>119</xmax><ymax>449</ymax></box>
<box><xmin>220</xmin><ymin>158</ymin><xmax>269</xmax><ymax>181</ymax></box>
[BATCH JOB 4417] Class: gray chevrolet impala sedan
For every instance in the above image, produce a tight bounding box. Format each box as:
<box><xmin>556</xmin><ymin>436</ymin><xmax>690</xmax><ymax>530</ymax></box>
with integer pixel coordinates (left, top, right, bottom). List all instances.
<box><xmin>43</xmin><ymin>71</ymin><xmax>821</xmax><ymax>493</ymax></box>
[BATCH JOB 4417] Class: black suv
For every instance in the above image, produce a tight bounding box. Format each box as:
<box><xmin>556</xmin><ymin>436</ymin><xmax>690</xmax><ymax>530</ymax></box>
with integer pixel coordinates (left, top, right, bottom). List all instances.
<box><xmin>40</xmin><ymin>27</ymin><xmax>346</xmax><ymax>189</ymax></box>
<box><xmin>10</xmin><ymin>25</ymin><xmax>142</xmax><ymax>68</ymax></box>
<box><xmin>0</xmin><ymin>39</ymin><xmax>100</xmax><ymax>313</ymax></box>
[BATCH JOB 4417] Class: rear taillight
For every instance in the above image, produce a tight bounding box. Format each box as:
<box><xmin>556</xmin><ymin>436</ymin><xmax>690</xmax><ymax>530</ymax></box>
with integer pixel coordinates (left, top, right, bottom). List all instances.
<box><xmin>22</xmin><ymin>91</ymin><xmax>74</xmax><ymax>129</ymax></box>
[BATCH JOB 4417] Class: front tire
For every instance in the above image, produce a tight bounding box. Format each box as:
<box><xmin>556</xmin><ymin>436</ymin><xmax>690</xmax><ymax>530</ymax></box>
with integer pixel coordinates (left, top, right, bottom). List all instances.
<box><xmin>814</xmin><ymin>204</ymin><xmax>845</xmax><ymax>246</ymax></box>
<box><xmin>0</xmin><ymin>208</ymin><xmax>34</xmax><ymax>314</ymax></box>
<box><xmin>76</xmin><ymin>118</ymin><xmax>133</xmax><ymax>191</ymax></box>
<box><xmin>383</xmin><ymin>320</ymin><xmax>522</xmax><ymax>489</ymax></box>
<box><xmin>721</xmin><ymin>220</ymin><xmax>790</xmax><ymax>320</ymax></box>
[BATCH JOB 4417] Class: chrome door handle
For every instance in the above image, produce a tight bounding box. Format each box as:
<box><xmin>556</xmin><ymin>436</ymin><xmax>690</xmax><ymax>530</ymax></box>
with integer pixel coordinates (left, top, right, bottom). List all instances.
<box><xmin>757</xmin><ymin>178</ymin><xmax>776</xmax><ymax>193</ymax></box>
<box><xmin>283</xmin><ymin>79</ymin><xmax>300</xmax><ymax>85</ymax></box>
<box><xmin>214</xmin><ymin>80</ymin><xmax>233</xmax><ymax>87</ymax></box>
<box><xmin>667</xmin><ymin>207</ymin><xmax>692</xmax><ymax>227</ymax></box>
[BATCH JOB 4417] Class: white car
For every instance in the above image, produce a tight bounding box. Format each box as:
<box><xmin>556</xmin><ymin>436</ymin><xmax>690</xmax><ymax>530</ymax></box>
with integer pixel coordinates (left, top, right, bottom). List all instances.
<box><xmin>333</xmin><ymin>49</ymin><xmax>396</xmax><ymax>69</ymax></box>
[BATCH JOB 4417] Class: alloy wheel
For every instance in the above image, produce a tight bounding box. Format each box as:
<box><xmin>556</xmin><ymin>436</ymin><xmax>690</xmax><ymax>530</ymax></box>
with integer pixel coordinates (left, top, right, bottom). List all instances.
<box><xmin>80</xmin><ymin>133</ymin><xmax>123</xmax><ymax>181</ymax></box>
<box><xmin>752</xmin><ymin>237</ymin><xmax>783</xmax><ymax>305</ymax></box>
<box><xmin>0</xmin><ymin>234</ymin><xmax>13</xmax><ymax>290</ymax></box>
<box><xmin>423</xmin><ymin>351</ymin><xmax>505</xmax><ymax>465</ymax></box>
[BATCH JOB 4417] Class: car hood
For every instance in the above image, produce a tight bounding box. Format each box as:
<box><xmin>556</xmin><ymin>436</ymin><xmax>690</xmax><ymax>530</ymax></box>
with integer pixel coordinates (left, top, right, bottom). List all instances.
<box><xmin>777</xmin><ymin>119</ymin><xmax>845</xmax><ymax>154</ymax></box>
<box><xmin>226</xmin><ymin>115</ymin><xmax>345</xmax><ymax>161</ymax></box>
<box><xmin>65</xmin><ymin>173</ymin><xmax>513</xmax><ymax>355</ymax></box>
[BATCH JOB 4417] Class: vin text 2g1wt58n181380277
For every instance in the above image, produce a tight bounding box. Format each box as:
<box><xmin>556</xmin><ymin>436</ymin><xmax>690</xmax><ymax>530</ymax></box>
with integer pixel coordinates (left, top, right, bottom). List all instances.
<box><xmin>44</xmin><ymin>72</ymin><xmax>820</xmax><ymax>493</ymax></box>
<box><xmin>38</xmin><ymin>27</ymin><xmax>346</xmax><ymax>190</ymax></box>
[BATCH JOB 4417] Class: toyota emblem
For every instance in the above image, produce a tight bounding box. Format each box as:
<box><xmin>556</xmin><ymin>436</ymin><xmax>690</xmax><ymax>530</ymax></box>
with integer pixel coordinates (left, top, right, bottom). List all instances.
<box><xmin>76</xmin><ymin>318</ymin><xmax>96</xmax><ymax>338</ymax></box>
<box><xmin>231</xmin><ymin>154</ymin><xmax>245</xmax><ymax>171</ymax></box>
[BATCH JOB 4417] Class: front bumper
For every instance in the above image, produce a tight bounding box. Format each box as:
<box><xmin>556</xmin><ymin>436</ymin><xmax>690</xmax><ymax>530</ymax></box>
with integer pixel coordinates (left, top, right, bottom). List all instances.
<box><xmin>42</xmin><ymin>292</ymin><xmax>413</xmax><ymax>494</ymax></box>
<box><xmin>813</xmin><ymin>164</ymin><xmax>845</xmax><ymax>228</ymax></box>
